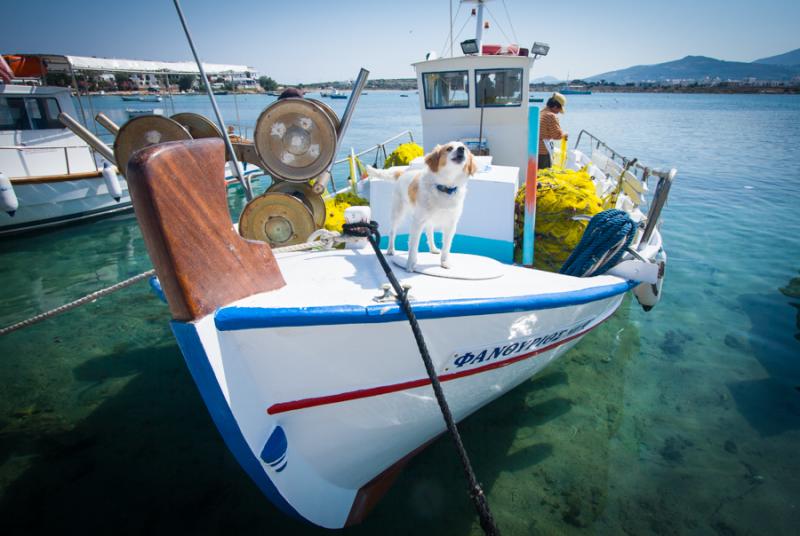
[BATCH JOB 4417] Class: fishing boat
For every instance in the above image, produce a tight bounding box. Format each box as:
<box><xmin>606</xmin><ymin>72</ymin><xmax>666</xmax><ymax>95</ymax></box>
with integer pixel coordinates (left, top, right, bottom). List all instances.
<box><xmin>123</xmin><ymin>0</ymin><xmax>676</xmax><ymax>530</ymax></box>
<box><xmin>121</xmin><ymin>95</ymin><xmax>163</xmax><ymax>102</ymax></box>
<box><xmin>559</xmin><ymin>85</ymin><xmax>592</xmax><ymax>95</ymax></box>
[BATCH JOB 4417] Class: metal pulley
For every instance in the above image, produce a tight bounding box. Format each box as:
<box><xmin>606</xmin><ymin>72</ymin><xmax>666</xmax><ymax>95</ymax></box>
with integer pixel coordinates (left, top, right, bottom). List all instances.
<box><xmin>238</xmin><ymin>192</ymin><xmax>316</xmax><ymax>246</ymax></box>
<box><xmin>305</xmin><ymin>98</ymin><xmax>340</xmax><ymax>133</ymax></box>
<box><xmin>171</xmin><ymin>112</ymin><xmax>231</xmax><ymax>160</ymax></box>
<box><xmin>170</xmin><ymin>112</ymin><xmax>223</xmax><ymax>140</ymax></box>
<box><xmin>266</xmin><ymin>181</ymin><xmax>326</xmax><ymax>228</ymax></box>
<box><xmin>253</xmin><ymin>98</ymin><xmax>337</xmax><ymax>183</ymax></box>
<box><xmin>114</xmin><ymin>116</ymin><xmax>192</xmax><ymax>175</ymax></box>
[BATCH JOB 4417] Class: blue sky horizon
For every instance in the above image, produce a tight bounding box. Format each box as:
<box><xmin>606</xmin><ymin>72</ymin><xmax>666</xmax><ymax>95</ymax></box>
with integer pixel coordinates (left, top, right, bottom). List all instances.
<box><xmin>3</xmin><ymin>0</ymin><xmax>799</xmax><ymax>83</ymax></box>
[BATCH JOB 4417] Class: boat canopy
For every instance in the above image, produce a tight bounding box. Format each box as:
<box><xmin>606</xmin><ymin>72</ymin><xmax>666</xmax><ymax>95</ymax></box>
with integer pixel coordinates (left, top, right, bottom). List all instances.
<box><xmin>3</xmin><ymin>54</ymin><xmax>255</xmax><ymax>77</ymax></box>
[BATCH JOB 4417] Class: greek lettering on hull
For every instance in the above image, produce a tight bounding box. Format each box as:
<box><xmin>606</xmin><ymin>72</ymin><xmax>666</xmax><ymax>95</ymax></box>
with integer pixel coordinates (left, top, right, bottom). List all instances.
<box><xmin>446</xmin><ymin>317</ymin><xmax>596</xmax><ymax>372</ymax></box>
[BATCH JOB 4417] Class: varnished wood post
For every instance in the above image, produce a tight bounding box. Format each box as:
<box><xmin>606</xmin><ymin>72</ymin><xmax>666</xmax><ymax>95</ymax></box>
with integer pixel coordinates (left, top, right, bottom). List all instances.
<box><xmin>126</xmin><ymin>138</ymin><xmax>285</xmax><ymax>321</ymax></box>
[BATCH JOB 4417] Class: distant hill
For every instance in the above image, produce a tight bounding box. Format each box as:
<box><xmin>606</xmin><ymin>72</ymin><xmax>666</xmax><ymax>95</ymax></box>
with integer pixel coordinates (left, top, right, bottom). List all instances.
<box><xmin>531</xmin><ymin>75</ymin><xmax>561</xmax><ymax>84</ymax></box>
<box><xmin>587</xmin><ymin>54</ymin><xmax>800</xmax><ymax>84</ymax></box>
<box><xmin>753</xmin><ymin>48</ymin><xmax>800</xmax><ymax>66</ymax></box>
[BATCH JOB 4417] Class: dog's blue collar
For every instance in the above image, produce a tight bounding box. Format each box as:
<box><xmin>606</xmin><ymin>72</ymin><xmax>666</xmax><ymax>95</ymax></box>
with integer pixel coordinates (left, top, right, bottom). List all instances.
<box><xmin>436</xmin><ymin>184</ymin><xmax>458</xmax><ymax>195</ymax></box>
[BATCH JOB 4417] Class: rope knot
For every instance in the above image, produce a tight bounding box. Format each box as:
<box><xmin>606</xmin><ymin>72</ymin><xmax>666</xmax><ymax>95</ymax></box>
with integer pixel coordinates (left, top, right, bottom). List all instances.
<box><xmin>342</xmin><ymin>220</ymin><xmax>379</xmax><ymax>239</ymax></box>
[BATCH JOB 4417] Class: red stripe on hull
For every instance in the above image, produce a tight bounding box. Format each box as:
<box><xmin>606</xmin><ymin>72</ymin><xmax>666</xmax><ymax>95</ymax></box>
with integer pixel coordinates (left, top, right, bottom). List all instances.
<box><xmin>267</xmin><ymin>315</ymin><xmax>612</xmax><ymax>415</ymax></box>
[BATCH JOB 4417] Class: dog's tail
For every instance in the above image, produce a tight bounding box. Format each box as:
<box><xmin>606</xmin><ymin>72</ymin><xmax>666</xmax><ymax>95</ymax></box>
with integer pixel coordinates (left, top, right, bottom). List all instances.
<box><xmin>365</xmin><ymin>165</ymin><xmax>408</xmax><ymax>181</ymax></box>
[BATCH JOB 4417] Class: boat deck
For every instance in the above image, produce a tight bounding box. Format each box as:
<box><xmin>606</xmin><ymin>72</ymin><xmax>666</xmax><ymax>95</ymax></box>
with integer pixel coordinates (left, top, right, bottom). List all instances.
<box><xmin>214</xmin><ymin>249</ymin><xmax>632</xmax><ymax>329</ymax></box>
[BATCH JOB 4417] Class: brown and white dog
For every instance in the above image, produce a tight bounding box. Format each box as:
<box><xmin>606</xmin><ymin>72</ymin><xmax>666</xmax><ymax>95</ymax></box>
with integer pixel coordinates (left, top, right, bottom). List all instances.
<box><xmin>366</xmin><ymin>142</ymin><xmax>477</xmax><ymax>272</ymax></box>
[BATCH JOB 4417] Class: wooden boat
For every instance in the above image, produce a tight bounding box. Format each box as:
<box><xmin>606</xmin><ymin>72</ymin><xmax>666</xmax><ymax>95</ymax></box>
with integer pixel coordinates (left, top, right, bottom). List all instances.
<box><xmin>127</xmin><ymin>136</ymin><xmax>668</xmax><ymax>528</ymax></box>
<box><xmin>123</xmin><ymin>1</ymin><xmax>676</xmax><ymax>529</ymax></box>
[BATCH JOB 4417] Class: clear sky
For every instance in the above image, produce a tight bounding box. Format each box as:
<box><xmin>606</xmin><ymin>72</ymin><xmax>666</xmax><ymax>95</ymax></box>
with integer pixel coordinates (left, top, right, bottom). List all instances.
<box><xmin>2</xmin><ymin>0</ymin><xmax>799</xmax><ymax>83</ymax></box>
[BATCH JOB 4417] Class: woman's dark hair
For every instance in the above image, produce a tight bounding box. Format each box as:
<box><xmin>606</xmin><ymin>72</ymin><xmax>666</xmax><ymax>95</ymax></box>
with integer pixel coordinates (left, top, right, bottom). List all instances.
<box><xmin>546</xmin><ymin>97</ymin><xmax>561</xmax><ymax>110</ymax></box>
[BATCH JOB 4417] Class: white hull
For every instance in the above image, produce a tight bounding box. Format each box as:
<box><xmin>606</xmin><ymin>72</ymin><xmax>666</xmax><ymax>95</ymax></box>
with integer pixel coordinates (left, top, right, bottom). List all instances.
<box><xmin>171</xmin><ymin>249</ymin><xmax>633</xmax><ymax>528</ymax></box>
<box><xmin>0</xmin><ymin>175</ymin><xmax>132</xmax><ymax>236</ymax></box>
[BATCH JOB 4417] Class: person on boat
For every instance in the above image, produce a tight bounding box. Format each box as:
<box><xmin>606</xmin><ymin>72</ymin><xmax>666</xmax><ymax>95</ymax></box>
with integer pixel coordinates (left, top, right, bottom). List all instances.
<box><xmin>278</xmin><ymin>87</ymin><xmax>304</xmax><ymax>100</ymax></box>
<box><xmin>538</xmin><ymin>93</ymin><xmax>567</xmax><ymax>169</ymax></box>
<box><xmin>227</xmin><ymin>125</ymin><xmax>245</xmax><ymax>144</ymax></box>
<box><xmin>477</xmin><ymin>74</ymin><xmax>497</xmax><ymax>105</ymax></box>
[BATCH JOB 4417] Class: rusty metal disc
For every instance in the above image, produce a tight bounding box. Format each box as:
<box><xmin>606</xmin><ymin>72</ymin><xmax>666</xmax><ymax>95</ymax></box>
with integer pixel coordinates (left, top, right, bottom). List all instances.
<box><xmin>170</xmin><ymin>112</ymin><xmax>223</xmax><ymax>139</ymax></box>
<box><xmin>239</xmin><ymin>192</ymin><xmax>315</xmax><ymax>246</ymax></box>
<box><xmin>254</xmin><ymin>98</ymin><xmax>337</xmax><ymax>183</ymax></box>
<box><xmin>305</xmin><ymin>98</ymin><xmax>340</xmax><ymax>132</ymax></box>
<box><xmin>114</xmin><ymin>116</ymin><xmax>191</xmax><ymax>175</ymax></box>
<box><xmin>267</xmin><ymin>181</ymin><xmax>326</xmax><ymax>228</ymax></box>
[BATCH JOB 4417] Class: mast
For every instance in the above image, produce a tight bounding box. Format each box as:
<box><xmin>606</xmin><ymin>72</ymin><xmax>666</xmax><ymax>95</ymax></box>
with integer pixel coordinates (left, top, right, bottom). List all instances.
<box><xmin>462</xmin><ymin>0</ymin><xmax>492</xmax><ymax>55</ymax></box>
<box><xmin>474</xmin><ymin>0</ymin><xmax>485</xmax><ymax>55</ymax></box>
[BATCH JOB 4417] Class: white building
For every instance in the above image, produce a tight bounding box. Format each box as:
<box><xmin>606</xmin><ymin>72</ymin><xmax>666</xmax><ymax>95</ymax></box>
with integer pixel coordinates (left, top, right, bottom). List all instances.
<box><xmin>130</xmin><ymin>73</ymin><xmax>160</xmax><ymax>90</ymax></box>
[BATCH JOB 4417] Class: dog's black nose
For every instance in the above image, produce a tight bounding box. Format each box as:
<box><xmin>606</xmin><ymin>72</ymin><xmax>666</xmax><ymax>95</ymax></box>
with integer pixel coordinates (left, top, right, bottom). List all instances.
<box><xmin>456</xmin><ymin>146</ymin><xmax>465</xmax><ymax>154</ymax></box>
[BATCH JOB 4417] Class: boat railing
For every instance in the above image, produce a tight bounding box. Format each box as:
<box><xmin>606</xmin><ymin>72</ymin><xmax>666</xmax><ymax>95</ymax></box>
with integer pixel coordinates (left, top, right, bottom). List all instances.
<box><xmin>328</xmin><ymin>129</ymin><xmax>415</xmax><ymax>193</ymax></box>
<box><xmin>573</xmin><ymin>129</ymin><xmax>676</xmax><ymax>248</ymax></box>
<box><xmin>0</xmin><ymin>144</ymin><xmax>101</xmax><ymax>177</ymax></box>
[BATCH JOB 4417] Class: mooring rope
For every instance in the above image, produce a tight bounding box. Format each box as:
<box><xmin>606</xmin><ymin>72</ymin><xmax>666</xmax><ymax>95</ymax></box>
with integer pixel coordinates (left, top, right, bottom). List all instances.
<box><xmin>0</xmin><ymin>231</ymin><xmax>343</xmax><ymax>337</ymax></box>
<box><xmin>342</xmin><ymin>221</ymin><xmax>501</xmax><ymax>536</ymax></box>
<box><xmin>559</xmin><ymin>209</ymin><xmax>636</xmax><ymax>277</ymax></box>
<box><xmin>0</xmin><ymin>269</ymin><xmax>156</xmax><ymax>336</ymax></box>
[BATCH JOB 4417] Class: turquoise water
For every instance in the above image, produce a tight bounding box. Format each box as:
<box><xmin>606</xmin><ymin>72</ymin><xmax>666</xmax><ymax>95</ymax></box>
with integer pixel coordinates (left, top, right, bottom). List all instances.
<box><xmin>1</xmin><ymin>92</ymin><xmax>799</xmax><ymax>535</ymax></box>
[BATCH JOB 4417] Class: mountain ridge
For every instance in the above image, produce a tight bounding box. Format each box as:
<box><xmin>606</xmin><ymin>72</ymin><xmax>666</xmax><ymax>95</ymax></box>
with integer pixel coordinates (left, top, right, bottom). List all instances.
<box><xmin>753</xmin><ymin>48</ymin><xmax>800</xmax><ymax>66</ymax></box>
<box><xmin>586</xmin><ymin>51</ymin><xmax>800</xmax><ymax>84</ymax></box>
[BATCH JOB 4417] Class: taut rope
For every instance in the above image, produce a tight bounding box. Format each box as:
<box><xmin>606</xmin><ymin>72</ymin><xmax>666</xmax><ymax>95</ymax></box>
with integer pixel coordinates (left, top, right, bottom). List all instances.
<box><xmin>342</xmin><ymin>220</ymin><xmax>501</xmax><ymax>536</ymax></box>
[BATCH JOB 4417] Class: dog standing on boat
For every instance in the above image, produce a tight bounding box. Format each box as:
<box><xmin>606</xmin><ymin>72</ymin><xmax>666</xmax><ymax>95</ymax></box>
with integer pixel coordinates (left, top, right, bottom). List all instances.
<box><xmin>366</xmin><ymin>142</ymin><xmax>478</xmax><ymax>272</ymax></box>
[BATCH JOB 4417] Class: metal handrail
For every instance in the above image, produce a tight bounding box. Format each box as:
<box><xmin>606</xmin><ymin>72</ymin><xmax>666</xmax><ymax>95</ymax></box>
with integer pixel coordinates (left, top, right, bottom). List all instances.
<box><xmin>332</xmin><ymin>129</ymin><xmax>415</xmax><ymax>165</ymax></box>
<box><xmin>573</xmin><ymin>129</ymin><xmax>678</xmax><ymax>250</ymax></box>
<box><xmin>0</xmin><ymin>144</ymin><xmax>97</xmax><ymax>150</ymax></box>
<box><xmin>0</xmin><ymin>144</ymin><xmax>101</xmax><ymax>176</ymax></box>
<box><xmin>574</xmin><ymin>129</ymin><xmax>674</xmax><ymax>180</ymax></box>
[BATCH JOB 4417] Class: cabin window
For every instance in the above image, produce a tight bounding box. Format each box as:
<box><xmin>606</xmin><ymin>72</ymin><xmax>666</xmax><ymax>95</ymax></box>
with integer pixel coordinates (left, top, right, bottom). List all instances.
<box><xmin>475</xmin><ymin>68</ymin><xmax>523</xmax><ymax>107</ymax></box>
<box><xmin>0</xmin><ymin>97</ymin><xmax>62</xmax><ymax>131</ymax></box>
<box><xmin>422</xmin><ymin>71</ymin><xmax>469</xmax><ymax>109</ymax></box>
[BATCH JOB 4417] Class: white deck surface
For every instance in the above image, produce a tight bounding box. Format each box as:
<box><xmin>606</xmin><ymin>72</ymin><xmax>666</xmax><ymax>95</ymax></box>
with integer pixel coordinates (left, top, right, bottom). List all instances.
<box><xmin>227</xmin><ymin>249</ymin><xmax>625</xmax><ymax>310</ymax></box>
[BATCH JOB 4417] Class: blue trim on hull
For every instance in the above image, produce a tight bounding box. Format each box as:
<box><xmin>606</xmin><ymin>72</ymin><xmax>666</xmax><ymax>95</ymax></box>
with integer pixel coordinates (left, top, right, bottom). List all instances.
<box><xmin>215</xmin><ymin>280</ymin><xmax>637</xmax><ymax>331</ymax></box>
<box><xmin>170</xmin><ymin>321</ymin><xmax>303</xmax><ymax>522</ymax></box>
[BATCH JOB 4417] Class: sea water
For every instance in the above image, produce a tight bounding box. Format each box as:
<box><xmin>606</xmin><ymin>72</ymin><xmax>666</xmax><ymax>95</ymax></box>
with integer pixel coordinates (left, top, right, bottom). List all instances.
<box><xmin>0</xmin><ymin>92</ymin><xmax>798</xmax><ymax>535</ymax></box>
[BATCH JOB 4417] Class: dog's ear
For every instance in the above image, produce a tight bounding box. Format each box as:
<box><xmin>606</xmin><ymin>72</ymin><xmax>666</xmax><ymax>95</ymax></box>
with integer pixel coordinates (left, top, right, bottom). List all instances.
<box><xmin>425</xmin><ymin>145</ymin><xmax>442</xmax><ymax>173</ymax></box>
<box><xmin>464</xmin><ymin>152</ymin><xmax>478</xmax><ymax>176</ymax></box>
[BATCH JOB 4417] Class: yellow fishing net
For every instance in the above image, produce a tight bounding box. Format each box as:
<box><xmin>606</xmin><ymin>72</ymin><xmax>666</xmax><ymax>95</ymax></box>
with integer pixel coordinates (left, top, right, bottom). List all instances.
<box><xmin>383</xmin><ymin>142</ymin><xmax>423</xmax><ymax>168</ymax></box>
<box><xmin>323</xmin><ymin>192</ymin><xmax>369</xmax><ymax>232</ymax></box>
<box><xmin>514</xmin><ymin>166</ymin><xmax>603</xmax><ymax>271</ymax></box>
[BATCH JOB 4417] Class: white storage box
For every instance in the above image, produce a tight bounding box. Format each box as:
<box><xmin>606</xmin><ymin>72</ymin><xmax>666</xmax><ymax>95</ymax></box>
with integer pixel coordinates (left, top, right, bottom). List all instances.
<box><xmin>368</xmin><ymin>163</ymin><xmax>518</xmax><ymax>263</ymax></box>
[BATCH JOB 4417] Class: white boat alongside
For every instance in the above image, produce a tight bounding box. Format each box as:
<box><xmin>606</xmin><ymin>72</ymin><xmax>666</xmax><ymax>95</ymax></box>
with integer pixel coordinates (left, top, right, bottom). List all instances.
<box><xmin>121</xmin><ymin>95</ymin><xmax>162</xmax><ymax>102</ymax></box>
<box><xmin>125</xmin><ymin>0</ymin><xmax>676</xmax><ymax>529</ymax></box>
<box><xmin>0</xmin><ymin>83</ymin><xmax>130</xmax><ymax>236</ymax></box>
<box><xmin>1</xmin><ymin>53</ymin><xmax>268</xmax><ymax>236</ymax></box>
<box><xmin>126</xmin><ymin>107</ymin><xmax>164</xmax><ymax>118</ymax></box>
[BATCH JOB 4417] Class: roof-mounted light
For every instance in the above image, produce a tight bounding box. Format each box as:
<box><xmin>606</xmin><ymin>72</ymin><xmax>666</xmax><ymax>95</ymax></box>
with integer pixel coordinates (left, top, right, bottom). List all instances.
<box><xmin>460</xmin><ymin>39</ymin><xmax>479</xmax><ymax>55</ymax></box>
<box><xmin>531</xmin><ymin>42</ymin><xmax>550</xmax><ymax>58</ymax></box>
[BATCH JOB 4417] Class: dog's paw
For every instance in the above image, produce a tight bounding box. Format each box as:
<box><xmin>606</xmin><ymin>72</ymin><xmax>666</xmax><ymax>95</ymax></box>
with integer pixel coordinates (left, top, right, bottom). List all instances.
<box><xmin>405</xmin><ymin>260</ymin><xmax>417</xmax><ymax>272</ymax></box>
<box><xmin>386</xmin><ymin>247</ymin><xmax>395</xmax><ymax>256</ymax></box>
<box><xmin>441</xmin><ymin>259</ymin><xmax>451</xmax><ymax>269</ymax></box>
<box><xmin>429</xmin><ymin>245</ymin><xmax>441</xmax><ymax>254</ymax></box>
